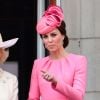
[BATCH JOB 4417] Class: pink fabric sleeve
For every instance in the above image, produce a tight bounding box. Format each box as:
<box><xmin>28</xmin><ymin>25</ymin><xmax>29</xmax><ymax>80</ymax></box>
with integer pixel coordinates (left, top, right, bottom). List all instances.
<box><xmin>52</xmin><ymin>56</ymin><xmax>87</xmax><ymax>100</ymax></box>
<box><xmin>28</xmin><ymin>60</ymin><xmax>40</xmax><ymax>100</ymax></box>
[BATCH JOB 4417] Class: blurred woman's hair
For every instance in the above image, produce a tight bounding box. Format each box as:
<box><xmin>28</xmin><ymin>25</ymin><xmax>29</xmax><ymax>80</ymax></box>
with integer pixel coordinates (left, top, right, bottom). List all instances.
<box><xmin>57</xmin><ymin>21</ymin><xmax>69</xmax><ymax>48</ymax></box>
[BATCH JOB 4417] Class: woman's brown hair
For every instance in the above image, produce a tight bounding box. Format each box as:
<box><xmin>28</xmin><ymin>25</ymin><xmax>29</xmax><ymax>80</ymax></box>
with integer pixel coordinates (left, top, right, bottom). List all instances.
<box><xmin>57</xmin><ymin>21</ymin><xmax>69</xmax><ymax>48</ymax></box>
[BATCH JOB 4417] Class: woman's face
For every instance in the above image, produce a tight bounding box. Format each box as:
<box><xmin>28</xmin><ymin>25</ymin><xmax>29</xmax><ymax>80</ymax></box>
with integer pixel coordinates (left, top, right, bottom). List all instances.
<box><xmin>0</xmin><ymin>48</ymin><xmax>9</xmax><ymax>64</ymax></box>
<box><xmin>41</xmin><ymin>28</ymin><xmax>64</xmax><ymax>53</ymax></box>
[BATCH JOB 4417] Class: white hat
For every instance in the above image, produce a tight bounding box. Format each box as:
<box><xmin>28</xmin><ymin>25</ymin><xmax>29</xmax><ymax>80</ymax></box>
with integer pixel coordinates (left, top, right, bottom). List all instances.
<box><xmin>0</xmin><ymin>33</ymin><xmax>19</xmax><ymax>48</ymax></box>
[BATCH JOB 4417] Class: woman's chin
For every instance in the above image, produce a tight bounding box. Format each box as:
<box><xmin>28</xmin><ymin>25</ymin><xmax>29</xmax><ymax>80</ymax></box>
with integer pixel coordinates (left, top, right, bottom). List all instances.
<box><xmin>48</xmin><ymin>49</ymin><xmax>57</xmax><ymax>53</ymax></box>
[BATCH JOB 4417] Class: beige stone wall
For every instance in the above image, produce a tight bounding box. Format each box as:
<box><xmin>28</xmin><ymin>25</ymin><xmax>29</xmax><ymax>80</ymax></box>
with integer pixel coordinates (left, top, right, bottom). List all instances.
<box><xmin>61</xmin><ymin>0</ymin><xmax>100</xmax><ymax>100</ymax></box>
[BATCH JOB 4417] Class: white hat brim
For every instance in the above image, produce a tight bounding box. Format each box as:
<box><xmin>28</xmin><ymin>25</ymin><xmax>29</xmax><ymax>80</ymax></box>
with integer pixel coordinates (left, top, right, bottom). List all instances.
<box><xmin>0</xmin><ymin>38</ymin><xmax>19</xmax><ymax>48</ymax></box>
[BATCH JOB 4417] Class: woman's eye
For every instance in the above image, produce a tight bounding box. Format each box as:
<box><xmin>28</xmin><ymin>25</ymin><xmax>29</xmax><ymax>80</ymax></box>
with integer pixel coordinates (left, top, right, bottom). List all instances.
<box><xmin>5</xmin><ymin>48</ymin><xmax>9</xmax><ymax>51</ymax></box>
<box><xmin>42</xmin><ymin>35</ymin><xmax>48</xmax><ymax>39</ymax></box>
<box><xmin>51</xmin><ymin>33</ymin><xmax>57</xmax><ymax>37</ymax></box>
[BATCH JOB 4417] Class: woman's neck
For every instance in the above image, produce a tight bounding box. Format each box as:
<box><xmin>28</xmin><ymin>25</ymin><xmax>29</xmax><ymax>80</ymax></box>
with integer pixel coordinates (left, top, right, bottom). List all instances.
<box><xmin>50</xmin><ymin>48</ymin><xmax>68</xmax><ymax>60</ymax></box>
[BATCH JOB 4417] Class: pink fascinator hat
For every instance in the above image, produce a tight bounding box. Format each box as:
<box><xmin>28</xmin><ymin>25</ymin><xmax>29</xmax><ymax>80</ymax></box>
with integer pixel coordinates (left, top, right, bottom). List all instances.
<box><xmin>36</xmin><ymin>5</ymin><xmax>64</xmax><ymax>34</ymax></box>
<box><xmin>0</xmin><ymin>33</ymin><xmax>19</xmax><ymax>48</ymax></box>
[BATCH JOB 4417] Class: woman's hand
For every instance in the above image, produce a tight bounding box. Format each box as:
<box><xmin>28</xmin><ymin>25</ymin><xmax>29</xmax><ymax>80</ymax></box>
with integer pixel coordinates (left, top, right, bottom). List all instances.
<box><xmin>41</xmin><ymin>70</ymin><xmax>57</xmax><ymax>84</ymax></box>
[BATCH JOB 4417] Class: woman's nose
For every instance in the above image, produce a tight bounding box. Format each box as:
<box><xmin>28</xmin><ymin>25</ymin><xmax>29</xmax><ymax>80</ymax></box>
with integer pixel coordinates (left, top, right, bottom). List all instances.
<box><xmin>48</xmin><ymin>36</ymin><xmax>52</xmax><ymax>42</ymax></box>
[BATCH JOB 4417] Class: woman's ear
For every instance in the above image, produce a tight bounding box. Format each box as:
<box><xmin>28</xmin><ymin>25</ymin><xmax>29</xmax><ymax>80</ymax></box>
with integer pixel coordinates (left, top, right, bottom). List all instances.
<box><xmin>62</xmin><ymin>35</ymin><xmax>64</xmax><ymax>41</ymax></box>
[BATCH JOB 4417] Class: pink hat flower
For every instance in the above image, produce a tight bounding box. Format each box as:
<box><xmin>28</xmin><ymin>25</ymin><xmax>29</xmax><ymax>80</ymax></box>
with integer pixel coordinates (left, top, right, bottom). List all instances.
<box><xmin>36</xmin><ymin>5</ymin><xmax>64</xmax><ymax>34</ymax></box>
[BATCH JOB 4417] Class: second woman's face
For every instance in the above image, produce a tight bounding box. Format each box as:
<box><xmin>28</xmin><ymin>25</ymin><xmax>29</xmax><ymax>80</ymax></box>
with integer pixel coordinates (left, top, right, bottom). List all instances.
<box><xmin>0</xmin><ymin>48</ymin><xmax>9</xmax><ymax>64</ymax></box>
<box><xmin>42</xmin><ymin>29</ymin><xmax>64</xmax><ymax>52</ymax></box>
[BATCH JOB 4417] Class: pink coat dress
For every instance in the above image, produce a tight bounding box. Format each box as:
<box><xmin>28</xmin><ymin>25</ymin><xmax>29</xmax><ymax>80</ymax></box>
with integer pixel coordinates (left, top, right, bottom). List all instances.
<box><xmin>28</xmin><ymin>53</ymin><xmax>87</xmax><ymax>100</ymax></box>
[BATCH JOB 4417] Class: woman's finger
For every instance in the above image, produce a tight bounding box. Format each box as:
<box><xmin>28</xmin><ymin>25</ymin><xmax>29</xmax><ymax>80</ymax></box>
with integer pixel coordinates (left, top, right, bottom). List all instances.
<box><xmin>41</xmin><ymin>70</ymin><xmax>46</xmax><ymax>73</ymax></box>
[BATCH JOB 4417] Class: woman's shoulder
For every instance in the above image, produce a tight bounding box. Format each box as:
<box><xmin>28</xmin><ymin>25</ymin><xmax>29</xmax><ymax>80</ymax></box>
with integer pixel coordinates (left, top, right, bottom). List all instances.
<box><xmin>3</xmin><ymin>70</ymin><xmax>17</xmax><ymax>81</ymax></box>
<box><xmin>32</xmin><ymin>56</ymin><xmax>50</xmax><ymax>70</ymax></box>
<box><xmin>69</xmin><ymin>53</ymin><xmax>87</xmax><ymax>70</ymax></box>
<box><xmin>69</xmin><ymin>53</ymin><xmax>87</xmax><ymax>61</ymax></box>
<box><xmin>34</xmin><ymin>56</ymin><xmax>49</xmax><ymax>63</ymax></box>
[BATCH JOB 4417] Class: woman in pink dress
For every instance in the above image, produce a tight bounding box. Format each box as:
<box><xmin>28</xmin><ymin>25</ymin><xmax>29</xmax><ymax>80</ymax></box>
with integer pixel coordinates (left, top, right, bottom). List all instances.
<box><xmin>28</xmin><ymin>5</ymin><xmax>87</xmax><ymax>100</ymax></box>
